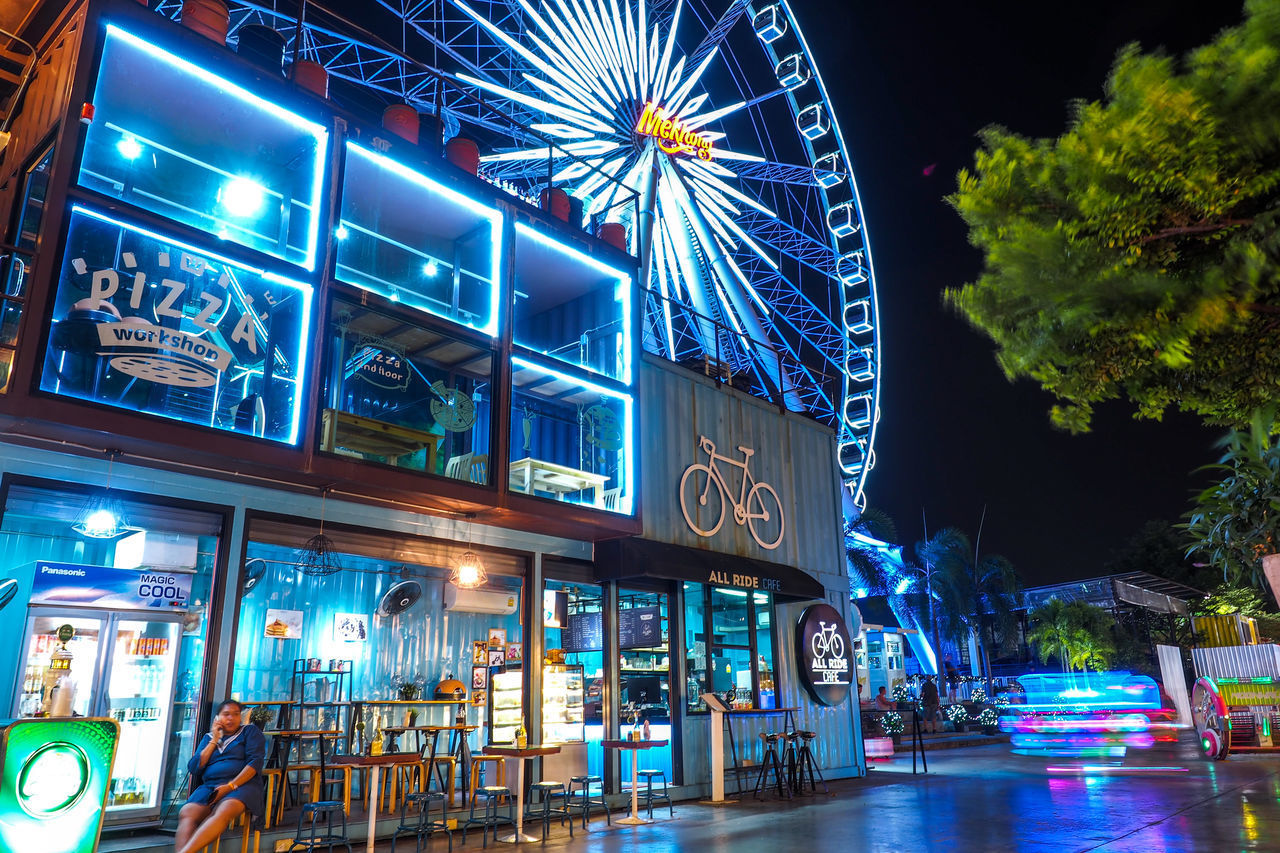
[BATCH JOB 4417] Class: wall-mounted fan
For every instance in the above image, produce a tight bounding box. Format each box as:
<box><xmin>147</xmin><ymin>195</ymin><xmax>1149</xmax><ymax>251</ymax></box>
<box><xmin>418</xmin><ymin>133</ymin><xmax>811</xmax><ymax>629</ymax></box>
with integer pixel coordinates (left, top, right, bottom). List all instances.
<box><xmin>379</xmin><ymin>580</ymin><xmax>422</xmax><ymax>617</ymax></box>
<box><xmin>243</xmin><ymin>558</ymin><xmax>267</xmax><ymax>594</ymax></box>
<box><xmin>0</xmin><ymin>577</ymin><xmax>17</xmax><ymax>611</ymax></box>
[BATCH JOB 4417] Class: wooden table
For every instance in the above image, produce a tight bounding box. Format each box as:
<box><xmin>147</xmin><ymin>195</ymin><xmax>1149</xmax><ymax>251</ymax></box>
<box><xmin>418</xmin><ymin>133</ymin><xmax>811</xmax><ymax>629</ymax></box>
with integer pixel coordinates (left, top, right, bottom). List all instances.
<box><xmin>321</xmin><ymin>408</ymin><xmax>442</xmax><ymax>469</ymax></box>
<box><xmin>332</xmin><ymin>752</ymin><xmax>426</xmax><ymax>853</ymax></box>
<box><xmin>481</xmin><ymin>744</ymin><xmax>562</xmax><ymax>842</ymax></box>
<box><xmin>508</xmin><ymin>457</ymin><xmax>608</xmax><ymax>505</ymax></box>
<box><xmin>602</xmin><ymin>739</ymin><xmax>669</xmax><ymax>825</ymax></box>
<box><xmin>381</xmin><ymin>723</ymin><xmax>478</xmax><ymax>805</ymax></box>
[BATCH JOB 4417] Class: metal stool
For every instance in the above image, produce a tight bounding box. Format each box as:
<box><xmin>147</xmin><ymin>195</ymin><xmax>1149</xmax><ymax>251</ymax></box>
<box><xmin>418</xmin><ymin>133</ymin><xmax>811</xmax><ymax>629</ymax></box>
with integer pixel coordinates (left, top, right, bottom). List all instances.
<box><xmin>390</xmin><ymin>791</ymin><xmax>451</xmax><ymax>853</ymax></box>
<box><xmin>752</xmin><ymin>733</ymin><xmax>791</xmax><ymax>800</ymax></box>
<box><xmin>287</xmin><ymin>800</ymin><xmax>352</xmax><ymax>852</ymax></box>
<box><xmin>636</xmin><ymin>769</ymin><xmax>673</xmax><ymax>818</ymax></box>
<box><xmin>527</xmin><ymin>781</ymin><xmax>574</xmax><ymax>840</ymax></box>
<box><xmin>795</xmin><ymin>730</ymin><xmax>829</xmax><ymax>795</ymax></box>
<box><xmin>462</xmin><ymin>786</ymin><xmax>514</xmax><ymax>848</ymax></box>
<box><xmin>567</xmin><ymin>774</ymin><xmax>610</xmax><ymax>828</ymax></box>
<box><xmin>781</xmin><ymin>731</ymin><xmax>802</xmax><ymax>793</ymax></box>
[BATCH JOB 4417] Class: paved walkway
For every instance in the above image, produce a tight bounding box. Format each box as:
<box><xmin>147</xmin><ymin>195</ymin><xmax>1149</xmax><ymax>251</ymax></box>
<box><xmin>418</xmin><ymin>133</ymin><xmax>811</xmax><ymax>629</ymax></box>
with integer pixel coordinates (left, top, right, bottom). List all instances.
<box><xmin>396</xmin><ymin>735</ymin><xmax>1278</xmax><ymax>853</ymax></box>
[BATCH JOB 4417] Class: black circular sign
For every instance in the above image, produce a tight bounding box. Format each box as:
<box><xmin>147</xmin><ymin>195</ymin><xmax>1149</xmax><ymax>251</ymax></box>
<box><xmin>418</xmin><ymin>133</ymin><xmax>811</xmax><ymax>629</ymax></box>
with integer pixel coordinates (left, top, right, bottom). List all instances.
<box><xmin>796</xmin><ymin>603</ymin><xmax>854</xmax><ymax>706</ymax></box>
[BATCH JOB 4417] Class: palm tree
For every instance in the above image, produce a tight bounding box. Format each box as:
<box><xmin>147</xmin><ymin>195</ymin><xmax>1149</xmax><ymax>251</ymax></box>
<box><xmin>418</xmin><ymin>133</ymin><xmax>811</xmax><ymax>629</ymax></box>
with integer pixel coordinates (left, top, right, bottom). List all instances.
<box><xmin>917</xmin><ymin>527</ymin><xmax>1022</xmax><ymax>683</ymax></box>
<box><xmin>846</xmin><ymin>507</ymin><xmax>900</xmax><ymax>597</ymax></box>
<box><xmin>1026</xmin><ymin>599</ymin><xmax>1077</xmax><ymax>672</ymax></box>
<box><xmin>1068</xmin><ymin>628</ymin><xmax>1115</xmax><ymax>673</ymax></box>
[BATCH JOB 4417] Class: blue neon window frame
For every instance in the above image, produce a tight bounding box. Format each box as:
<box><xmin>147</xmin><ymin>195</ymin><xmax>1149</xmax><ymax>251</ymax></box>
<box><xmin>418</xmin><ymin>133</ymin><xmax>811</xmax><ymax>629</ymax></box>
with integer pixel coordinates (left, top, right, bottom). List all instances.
<box><xmin>509</xmin><ymin>356</ymin><xmax>634</xmax><ymax>514</ymax></box>
<box><xmin>336</xmin><ymin>143</ymin><xmax>503</xmax><ymax>337</ymax></box>
<box><xmin>512</xmin><ymin>222</ymin><xmax>633</xmax><ymax>386</ymax></box>
<box><xmin>40</xmin><ymin>205</ymin><xmax>314</xmax><ymax>445</ymax></box>
<box><xmin>78</xmin><ymin>25</ymin><xmax>328</xmax><ymax>270</ymax></box>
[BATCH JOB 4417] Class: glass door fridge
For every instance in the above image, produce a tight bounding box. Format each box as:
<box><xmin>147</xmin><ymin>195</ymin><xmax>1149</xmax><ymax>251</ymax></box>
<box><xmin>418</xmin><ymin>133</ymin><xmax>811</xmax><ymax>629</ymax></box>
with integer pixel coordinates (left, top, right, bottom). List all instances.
<box><xmin>12</xmin><ymin>607</ymin><xmax>183</xmax><ymax>824</ymax></box>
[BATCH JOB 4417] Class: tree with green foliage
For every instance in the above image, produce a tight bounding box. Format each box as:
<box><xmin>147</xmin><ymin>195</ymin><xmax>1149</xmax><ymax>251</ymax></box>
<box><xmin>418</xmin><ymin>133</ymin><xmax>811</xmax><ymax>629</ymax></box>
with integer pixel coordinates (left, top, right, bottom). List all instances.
<box><xmin>917</xmin><ymin>528</ymin><xmax>1022</xmax><ymax>682</ymax></box>
<box><xmin>948</xmin><ymin>0</ymin><xmax>1280</xmax><ymax>433</ymax></box>
<box><xmin>1026</xmin><ymin>599</ymin><xmax>1078</xmax><ymax>672</ymax></box>
<box><xmin>846</xmin><ymin>506</ymin><xmax>900</xmax><ymax>597</ymax></box>
<box><xmin>1027</xmin><ymin>599</ymin><xmax>1119</xmax><ymax>673</ymax></box>
<box><xmin>1183</xmin><ymin>407</ymin><xmax>1280</xmax><ymax>593</ymax></box>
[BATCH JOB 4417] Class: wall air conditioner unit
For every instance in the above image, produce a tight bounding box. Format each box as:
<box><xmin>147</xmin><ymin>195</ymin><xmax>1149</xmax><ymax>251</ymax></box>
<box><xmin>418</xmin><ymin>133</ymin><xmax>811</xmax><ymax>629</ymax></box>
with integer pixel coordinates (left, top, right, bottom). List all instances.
<box><xmin>443</xmin><ymin>583</ymin><xmax>519</xmax><ymax>615</ymax></box>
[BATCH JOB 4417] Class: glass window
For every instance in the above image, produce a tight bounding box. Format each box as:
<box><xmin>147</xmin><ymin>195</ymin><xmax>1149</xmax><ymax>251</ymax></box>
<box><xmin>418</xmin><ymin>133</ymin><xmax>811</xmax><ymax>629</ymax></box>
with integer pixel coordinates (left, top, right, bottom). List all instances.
<box><xmin>508</xmin><ymin>357</ymin><xmax>632</xmax><ymax>513</ymax></box>
<box><xmin>321</xmin><ymin>295</ymin><xmax>493</xmax><ymax>480</ymax></box>
<box><xmin>39</xmin><ymin>206</ymin><xmax>313</xmax><ymax>443</ymax></box>
<box><xmin>1</xmin><ymin>146</ymin><xmax>51</xmax><ymax>393</ymax></box>
<box><xmin>336</xmin><ymin>143</ymin><xmax>501</xmax><ymax>335</ymax></box>
<box><xmin>618</xmin><ymin>588</ymin><xmax>672</xmax><ymax>782</ymax></box>
<box><xmin>78</xmin><ymin>26</ymin><xmax>328</xmax><ymax>268</ymax></box>
<box><xmin>684</xmin><ymin>583</ymin><xmax>775</xmax><ymax>711</ymax></box>
<box><xmin>544</xmin><ymin>580</ymin><xmax>601</xmax><ymax>765</ymax></box>
<box><xmin>512</xmin><ymin>223</ymin><xmax>632</xmax><ymax>384</ymax></box>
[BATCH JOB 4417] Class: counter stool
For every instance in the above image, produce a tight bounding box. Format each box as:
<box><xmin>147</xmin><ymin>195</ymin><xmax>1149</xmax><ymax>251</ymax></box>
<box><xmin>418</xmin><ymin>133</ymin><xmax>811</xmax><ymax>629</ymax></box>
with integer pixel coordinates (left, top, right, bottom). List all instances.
<box><xmin>795</xmin><ymin>731</ymin><xmax>828</xmax><ymax>795</ymax></box>
<box><xmin>781</xmin><ymin>731</ymin><xmax>802</xmax><ymax>793</ymax></box>
<box><xmin>527</xmin><ymin>781</ymin><xmax>574</xmax><ymax>840</ymax></box>
<box><xmin>636</xmin><ymin>769</ymin><xmax>673</xmax><ymax>818</ymax></box>
<box><xmin>429</xmin><ymin>755</ymin><xmax>459</xmax><ymax>807</ymax></box>
<box><xmin>752</xmin><ymin>733</ymin><xmax>790</xmax><ymax>800</ymax></box>
<box><xmin>567</xmin><ymin>774</ymin><xmax>610</xmax><ymax>828</ymax></box>
<box><xmin>287</xmin><ymin>800</ymin><xmax>352</xmax><ymax>852</ymax></box>
<box><xmin>390</xmin><ymin>790</ymin><xmax>452</xmax><ymax>853</ymax></box>
<box><xmin>462</xmin><ymin>786</ymin><xmax>513</xmax><ymax>848</ymax></box>
<box><xmin>468</xmin><ymin>756</ymin><xmax>507</xmax><ymax>800</ymax></box>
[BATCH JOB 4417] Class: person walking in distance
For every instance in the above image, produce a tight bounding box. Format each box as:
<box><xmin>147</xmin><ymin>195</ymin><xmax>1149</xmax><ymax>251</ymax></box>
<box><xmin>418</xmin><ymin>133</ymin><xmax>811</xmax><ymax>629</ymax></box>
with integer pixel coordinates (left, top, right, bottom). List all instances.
<box><xmin>944</xmin><ymin>655</ymin><xmax>961</xmax><ymax>704</ymax></box>
<box><xmin>920</xmin><ymin>677</ymin><xmax>940</xmax><ymax>734</ymax></box>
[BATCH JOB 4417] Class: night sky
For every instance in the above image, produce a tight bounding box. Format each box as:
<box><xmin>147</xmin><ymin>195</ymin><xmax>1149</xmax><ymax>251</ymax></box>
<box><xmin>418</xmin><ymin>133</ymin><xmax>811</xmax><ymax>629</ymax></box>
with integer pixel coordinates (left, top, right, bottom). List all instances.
<box><xmin>801</xmin><ymin>0</ymin><xmax>1249</xmax><ymax>585</ymax></box>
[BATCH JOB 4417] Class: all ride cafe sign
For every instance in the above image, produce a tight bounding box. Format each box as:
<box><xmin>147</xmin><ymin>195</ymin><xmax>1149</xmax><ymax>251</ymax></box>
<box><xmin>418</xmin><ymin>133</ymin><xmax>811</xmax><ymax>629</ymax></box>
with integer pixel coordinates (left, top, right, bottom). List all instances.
<box><xmin>796</xmin><ymin>603</ymin><xmax>854</xmax><ymax>706</ymax></box>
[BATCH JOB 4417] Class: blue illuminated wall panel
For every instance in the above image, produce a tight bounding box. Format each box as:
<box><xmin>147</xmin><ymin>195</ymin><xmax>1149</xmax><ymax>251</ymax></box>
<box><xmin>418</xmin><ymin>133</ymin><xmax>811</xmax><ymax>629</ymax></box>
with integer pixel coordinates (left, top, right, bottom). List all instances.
<box><xmin>79</xmin><ymin>25</ymin><xmax>328</xmax><ymax>270</ymax></box>
<box><xmin>39</xmin><ymin>207</ymin><xmax>313</xmax><ymax>444</ymax></box>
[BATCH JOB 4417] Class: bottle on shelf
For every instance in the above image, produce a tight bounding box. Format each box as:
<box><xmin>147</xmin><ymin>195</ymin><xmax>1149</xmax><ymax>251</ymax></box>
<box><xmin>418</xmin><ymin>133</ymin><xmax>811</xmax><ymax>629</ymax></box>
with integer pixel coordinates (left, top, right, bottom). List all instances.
<box><xmin>370</xmin><ymin>712</ymin><xmax>384</xmax><ymax>756</ymax></box>
<box><xmin>642</xmin><ymin>717</ymin><xmax>651</xmax><ymax>741</ymax></box>
<box><xmin>514</xmin><ymin>718</ymin><xmax>527</xmax><ymax>749</ymax></box>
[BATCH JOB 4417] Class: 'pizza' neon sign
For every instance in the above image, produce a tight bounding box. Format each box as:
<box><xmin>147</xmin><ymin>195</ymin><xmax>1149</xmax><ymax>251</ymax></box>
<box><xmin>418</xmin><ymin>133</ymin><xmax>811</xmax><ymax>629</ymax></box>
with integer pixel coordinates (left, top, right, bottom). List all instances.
<box><xmin>635</xmin><ymin>102</ymin><xmax>713</xmax><ymax>160</ymax></box>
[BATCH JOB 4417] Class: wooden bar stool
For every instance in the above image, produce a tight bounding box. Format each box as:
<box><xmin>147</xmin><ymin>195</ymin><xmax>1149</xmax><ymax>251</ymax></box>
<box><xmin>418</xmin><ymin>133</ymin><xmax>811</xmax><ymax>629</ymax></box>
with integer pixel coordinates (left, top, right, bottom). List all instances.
<box><xmin>429</xmin><ymin>755</ymin><xmax>459</xmax><ymax>807</ymax></box>
<box><xmin>468</xmin><ymin>755</ymin><xmax>506</xmax><ymax>800</ymax></box>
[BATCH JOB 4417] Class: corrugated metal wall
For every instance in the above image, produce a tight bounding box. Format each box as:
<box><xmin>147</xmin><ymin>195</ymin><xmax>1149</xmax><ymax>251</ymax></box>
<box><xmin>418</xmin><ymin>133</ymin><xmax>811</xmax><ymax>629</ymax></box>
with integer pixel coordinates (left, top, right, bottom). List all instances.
<box><xmin>638</xmin><ymin>354</ymin><xmax>845</xmax><ymax>578</ymax></box>
<box><xmin>1193</xmin><ymin>644</ymin><xmax>1280</xmax><ymax>679</ymax></box>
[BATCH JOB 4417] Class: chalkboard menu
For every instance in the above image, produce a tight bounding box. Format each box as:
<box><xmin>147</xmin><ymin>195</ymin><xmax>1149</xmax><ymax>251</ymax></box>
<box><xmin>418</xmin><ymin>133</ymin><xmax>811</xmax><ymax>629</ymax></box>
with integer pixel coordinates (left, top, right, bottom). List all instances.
<box><xmin>619</xmin><ymin>606</ymin><xmax>662</xmax><ymax>649</ymax></box>
<box><xmin>564</xmin><ymin>611</ymin><xmax>603</xmax><ymax>652</ymax></box>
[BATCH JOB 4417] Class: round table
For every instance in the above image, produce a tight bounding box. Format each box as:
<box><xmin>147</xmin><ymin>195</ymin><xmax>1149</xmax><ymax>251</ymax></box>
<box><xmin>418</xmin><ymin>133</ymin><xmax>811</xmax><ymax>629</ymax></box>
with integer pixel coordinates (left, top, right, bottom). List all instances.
<box><xmin>480</xmin><ymin>744</ymin><xmax>562</xmax><ymax>842</ymax></box>
<box><xmin>602</xmin><ymin>739</ymin><xmax>669</xmax><ymax>825</ymax></box>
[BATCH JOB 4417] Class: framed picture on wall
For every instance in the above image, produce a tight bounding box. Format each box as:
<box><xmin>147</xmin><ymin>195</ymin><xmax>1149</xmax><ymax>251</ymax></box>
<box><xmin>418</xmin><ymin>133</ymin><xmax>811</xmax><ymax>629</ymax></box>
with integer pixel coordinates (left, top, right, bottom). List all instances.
<box><xmin>333</xmin><ymin>613</ymin><xmax>369</xmax><ymax>642</ymax></box>
<box><xmin>487</xmin><ymin>649</ymin><xmax>506</xmax><ymax>669</ymax></box>
<box><xmin>488</xmin><ymin>628</ymin><xmax>507</xmax><ymax>649</ymax></box>
<box><xmin>472</xmin><ymin>665</ymin><xmax>488</xmax><ymax>690</ymax></box>
<box><xmin>506</xmin><ymin>642</ymin><xmax>523</xmax><ymax>664</ymax></box>
<box><xmin>264</xmin><ymin>609</ymin><xmax>303</xmax><ymax>639</ymax></box>
<box><xmin>472</xmin><ymin>690</ymin><xmax>486</xmax><ymax>707</ymax></box>
<box><xmin>472</xmin><ymin>641</ymin><xmax>489</xmax><ymax>664</ymax></box>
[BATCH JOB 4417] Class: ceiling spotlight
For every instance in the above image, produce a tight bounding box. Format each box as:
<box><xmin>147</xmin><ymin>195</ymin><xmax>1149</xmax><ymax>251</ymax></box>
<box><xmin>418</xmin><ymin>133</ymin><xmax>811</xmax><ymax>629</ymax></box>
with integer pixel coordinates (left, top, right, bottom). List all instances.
<box><xmin>116</xmin><ymin>135</ymin><xmax>142</xmax><ymax>161</ymax></box>
<box><xmin>423</xmin><ymin>260</ymin><xmax>439</xmax><ymax>277</ymax></box>
<box><xmin>334</xmin><ymin>224</ymin><xmax>349</xmax><ymax>240</ymax></box>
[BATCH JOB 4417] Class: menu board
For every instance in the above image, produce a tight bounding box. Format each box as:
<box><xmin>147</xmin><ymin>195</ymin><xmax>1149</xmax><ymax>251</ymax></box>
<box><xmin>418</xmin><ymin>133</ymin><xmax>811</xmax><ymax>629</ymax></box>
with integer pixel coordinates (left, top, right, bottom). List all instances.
<box><xmin>564</xmin><ymin>611</ymin><xmax>602</xmax><ymax>652</ymax></box>
<box><xmin>619</xmin><ymin>606</ymin><xmax>661</xmax><ymax>649</ymax></box>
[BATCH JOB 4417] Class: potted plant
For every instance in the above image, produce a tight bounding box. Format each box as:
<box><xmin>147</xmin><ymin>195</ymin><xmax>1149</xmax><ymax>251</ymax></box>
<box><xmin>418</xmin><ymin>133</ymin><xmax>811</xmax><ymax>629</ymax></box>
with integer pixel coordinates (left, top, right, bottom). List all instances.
<box><xmin>970</xmin><ymin>686</ymin><xmax>988</xmax><ymax>705</ymax></box>
<box><xmin>249</xmin><ymin>705</ymin><xmax>273</xmax><ymax>731</ymax></box>
<box><xmin>946</xmin><ymin>703</ymin><xmax>970</xmax><ymax>732</ymax></box>
<box><xmin>978</xmin><ymin>708</ymin><xmax>999</xmax><ymax>735</ymax></box>
<box><xmin>881</xmin><ymin>711</ymin><xmax>904</xmax><ymax>745</ymax></box>
<box><xmin>892</xmin><ymin>683</ymin><xmax>913</xmax><ymax>710</ymax></box>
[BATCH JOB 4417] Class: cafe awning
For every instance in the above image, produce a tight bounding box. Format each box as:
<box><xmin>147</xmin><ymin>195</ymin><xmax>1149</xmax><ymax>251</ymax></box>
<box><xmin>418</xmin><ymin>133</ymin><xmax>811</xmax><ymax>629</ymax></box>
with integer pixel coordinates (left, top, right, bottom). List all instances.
<box><xmin>594</xmin><ymin>537</ymin><xmax>827</xmax><ymax>602</ymax></box>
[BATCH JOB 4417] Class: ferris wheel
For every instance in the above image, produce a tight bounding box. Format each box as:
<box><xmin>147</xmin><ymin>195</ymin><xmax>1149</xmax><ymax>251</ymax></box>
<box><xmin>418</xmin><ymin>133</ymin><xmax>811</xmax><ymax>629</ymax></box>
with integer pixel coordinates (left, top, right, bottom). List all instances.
<box><xmin>157</xmin><ymin>0</ymin><xmax>881</xmax><ymax>506</ymax></box>
<box><xmin>431</xmin><ymin>0</ymin><xmax>881</xmax><ymax>505</ymax></box>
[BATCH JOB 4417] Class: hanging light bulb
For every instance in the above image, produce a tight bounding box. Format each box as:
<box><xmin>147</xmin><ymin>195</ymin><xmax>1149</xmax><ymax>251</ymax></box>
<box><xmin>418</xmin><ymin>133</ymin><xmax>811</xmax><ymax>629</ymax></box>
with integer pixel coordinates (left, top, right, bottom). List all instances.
<box><xmin>450</xmin><ymin>514</ymin><xmax>487</xmax><ymax>589</ymax></box>
<box><xmin>72</xmin><ymin>451</ymin><xmax>131</xmax><ymax>539</ymax></box>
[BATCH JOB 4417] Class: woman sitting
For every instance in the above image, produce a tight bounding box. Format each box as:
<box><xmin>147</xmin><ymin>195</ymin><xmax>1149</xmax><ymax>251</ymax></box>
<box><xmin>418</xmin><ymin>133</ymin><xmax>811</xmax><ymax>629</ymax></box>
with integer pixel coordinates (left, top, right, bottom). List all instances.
<box><xmin>175</xmin><ymin>699</ymin><xmax>266</xmax><ymax>853</ymax></box>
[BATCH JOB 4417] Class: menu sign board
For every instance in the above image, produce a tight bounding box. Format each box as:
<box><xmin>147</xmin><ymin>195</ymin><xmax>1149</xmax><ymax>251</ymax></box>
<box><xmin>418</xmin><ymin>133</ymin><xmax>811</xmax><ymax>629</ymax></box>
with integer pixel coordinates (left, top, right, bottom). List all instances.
<box><xmin>564</xmin><ymin>611</ymin><xmax>603</xmax><ymax>652</ymax></box>
<box><xmin>796</xmin><ymin>603</ymin><xmax>853</xmax><ymax>706</ymax></box>
<box><xmin>618</xmin><ymin>606</ymin><xmax>661</xmax><ymax>649</ymax></box>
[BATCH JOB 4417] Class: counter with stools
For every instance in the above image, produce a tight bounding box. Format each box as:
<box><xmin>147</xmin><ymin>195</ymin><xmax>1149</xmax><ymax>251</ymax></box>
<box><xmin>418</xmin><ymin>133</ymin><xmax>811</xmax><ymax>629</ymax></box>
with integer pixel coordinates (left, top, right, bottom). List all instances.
<box><xmin>389</xmin><ymin>790</ymin><xmax>451</xmax><ymax>853</ymax></box>
<box><xmin>462</xmin><ymin>785</ymin><xmax>514</xmax><ymax>847</ymax></box>
<box><xmin>567</xmin><ymin>774</ymin><xmax>610</xmax><ymax>828</ymax></box>
<box><xmin>602</xmin><ymin>739</ymin><xmax>669</xmax><ymax>826</ymax></box>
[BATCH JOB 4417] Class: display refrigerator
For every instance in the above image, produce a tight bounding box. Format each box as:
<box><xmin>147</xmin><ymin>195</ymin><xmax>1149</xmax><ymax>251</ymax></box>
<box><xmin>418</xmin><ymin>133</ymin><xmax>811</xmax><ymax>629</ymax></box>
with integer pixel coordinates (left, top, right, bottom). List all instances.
<box><xmin>12</xmin><ymin>561</ymin><xmax>190</xmax><ymax>826</ymax></box>
<box><xmin>542</xmin><ymin>664</ymin><xmax>584</xmax><ymax>744</ymax></box>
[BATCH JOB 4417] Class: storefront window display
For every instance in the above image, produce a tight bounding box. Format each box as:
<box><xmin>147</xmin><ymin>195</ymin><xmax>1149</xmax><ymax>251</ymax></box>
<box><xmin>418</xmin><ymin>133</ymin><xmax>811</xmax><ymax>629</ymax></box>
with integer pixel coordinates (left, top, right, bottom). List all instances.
<box><xmin>1</xmin><ymin>145</ymin><xmax>50</xmax><ymax>393</ymax></box>
<box><xmin>618</xmin><ymin>588</ymin><xmax>672</xmax><ymax>781</ymax></box>
<box><xmin>684</xmin><ymin>583</ymin><xmax>776</xmax><ymax>712</ymax></box>
<box><xmin>232</xmin><ymin>521</ymin><xmax>523</xmax><ymax>746</ymax></box>
<box><xmin>79</xmin><ymin>26</ymin><xmax>328</xmax><ymax>269</ymax></box>
<box><xmin>544</xmin><ymin>579</ymin><xmax>603</xmax><ymax>777</ymax></box>
<box><xmin>321</xmin><ymin>295</ymin><xmax>494</xmax><ymax>480</ymax></box>
<box><xmin>0</xmin><ymin>479</ymin><xmax>221</xmax><ymax>827</ymax></box>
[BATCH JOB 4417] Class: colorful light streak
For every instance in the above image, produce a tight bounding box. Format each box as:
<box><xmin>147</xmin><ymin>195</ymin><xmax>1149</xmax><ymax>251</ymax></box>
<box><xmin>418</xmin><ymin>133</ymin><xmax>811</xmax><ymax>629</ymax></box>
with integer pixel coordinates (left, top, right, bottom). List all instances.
<box><xmin>1046</xmin><ymin>765</ymin><xmax>1189</xmax><ymax>774</ymax></box>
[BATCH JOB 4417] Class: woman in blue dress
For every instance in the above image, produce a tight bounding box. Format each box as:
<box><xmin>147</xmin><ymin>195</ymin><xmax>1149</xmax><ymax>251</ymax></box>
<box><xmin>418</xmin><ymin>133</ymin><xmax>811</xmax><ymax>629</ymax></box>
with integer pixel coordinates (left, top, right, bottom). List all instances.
<box><xmin>175</xmin><ymin>699</ymin><xmax>266</xmax><ymax>853</ymax></box>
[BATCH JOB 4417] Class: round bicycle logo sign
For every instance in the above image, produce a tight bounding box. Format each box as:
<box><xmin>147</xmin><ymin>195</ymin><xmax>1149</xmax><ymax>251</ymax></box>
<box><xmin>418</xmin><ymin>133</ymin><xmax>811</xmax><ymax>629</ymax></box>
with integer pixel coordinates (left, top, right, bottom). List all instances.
<box><xmin>678</xmin><ymin>435</ymin><xmax>785</xmax><ymax>550</ymax></box>
<box><xmin>796</xmin><ymin>603</ymin><xmax>853</xmax><ymax>706</ymax></box>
